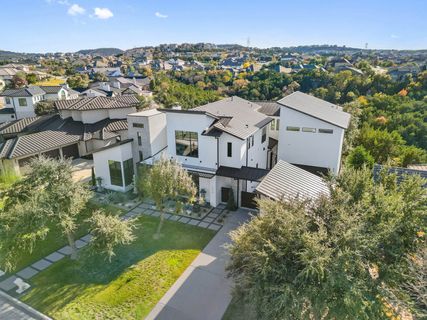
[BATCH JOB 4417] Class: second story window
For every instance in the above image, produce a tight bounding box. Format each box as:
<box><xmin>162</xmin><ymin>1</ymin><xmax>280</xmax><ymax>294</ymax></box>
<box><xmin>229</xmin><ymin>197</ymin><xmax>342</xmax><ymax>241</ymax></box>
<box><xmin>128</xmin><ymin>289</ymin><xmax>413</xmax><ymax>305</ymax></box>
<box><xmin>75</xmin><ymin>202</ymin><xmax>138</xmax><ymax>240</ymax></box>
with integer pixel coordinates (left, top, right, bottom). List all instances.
<box><xmin>139</xmin><ymin>150</ymin><xmax>143</xmax><ymax>162</ymax></box>
<box><xmin>175</xmin><ymin>130</ymin><xmax>198</xmax><ymax>158</ymax></box>
<box><xmin>261</xmin><ymin>127</ymin><xmax>267</xmax><ymax>143</ymax></box>
<box><xmin>18</xmin><ymin>98</ymin><xmax>27</xmax><ymax>107</ymax></box>
<box><xmin>133</xmin><ymin>123</ymin><xmax>144</xmax><ymax>128</ymax></box>
<box><xmin>5</xmin><ymin>97</ymin><xmax>11</xmax><ymax>104</ymax></box>
<box><xmin>227</xmin><ymin>142</ymin><xmax>232</xmax><ymax>157</ymax></box>
<box><xmin>137</xmin><ymin>132</ymin><xmax>142</xmax><ymax>146</ymax></box>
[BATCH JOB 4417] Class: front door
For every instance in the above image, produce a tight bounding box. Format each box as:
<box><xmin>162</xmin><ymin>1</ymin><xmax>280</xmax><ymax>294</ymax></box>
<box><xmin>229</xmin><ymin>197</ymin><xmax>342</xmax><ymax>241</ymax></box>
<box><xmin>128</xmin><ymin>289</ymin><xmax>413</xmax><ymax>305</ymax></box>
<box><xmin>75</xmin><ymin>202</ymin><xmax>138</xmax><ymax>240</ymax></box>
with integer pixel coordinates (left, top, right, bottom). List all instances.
<box><xmin>221</xmin><ymin>187</ymin><xmax>231</xmax><ymax>202</ymax></box>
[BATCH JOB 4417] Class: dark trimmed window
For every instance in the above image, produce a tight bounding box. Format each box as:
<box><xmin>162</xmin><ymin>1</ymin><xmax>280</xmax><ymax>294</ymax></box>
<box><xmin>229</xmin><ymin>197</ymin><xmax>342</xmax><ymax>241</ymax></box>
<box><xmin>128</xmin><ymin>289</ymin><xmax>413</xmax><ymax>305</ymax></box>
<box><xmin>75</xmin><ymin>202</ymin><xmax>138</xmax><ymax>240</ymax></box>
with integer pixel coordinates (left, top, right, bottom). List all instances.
<box><xmin>123</xmin><ymin>158</ymin><xmax>134</xmax><ymax>186</ymax></box>
<box><xmin>108</xmin><ymin>160</ymin><xmax>123</xmax><ymax>186</ymax></box>
<box><xmin>175</xmin><ymin>131</ymin><xmax>198</xmax><ymax>157</ymax></box>
<box><xmin>261</xmin><ymin>127</ymin><xmax>267</xmax><ymax>143</ymax></box>
<box><xmin>319</xmin><ymin>128</ymin><xmax>334</xmax><ymax>134</ymax></box>
<box><xmin>5</xmin><ymin>97</ymin><xmax>11</xmax><ymax>104</ymax></box>
<box><xmin>302</xmin><ymin>127</ymin><xmax>316</xmax><ymax>133</ymax></box>
<box><xmin>139</xmin><ymin>150</ymin><xmax>143</xmax><ymax>162</ymax></box>
<box><xmin>137</xmin><ymin>132</ymin><xmax>142</xmax><ymax>146</ymax></box>
<box><xmin>18</xmin><ymin>98</ymin><xmax>27</xmax><ymax>107</ymax></box>
<box><xmin>227</xmin><ymin>142</ymin><xmax>232</xmax><ymax>157</ymax></box>
<box><xmin>133</xmin><ymin>123</ymin><xmax>144</xmax><ymax>128</ymax></box>
<box><xmin>286</xmin><ymin>126</ymin><xmax>300</xmax><ymax>132</ymax></box>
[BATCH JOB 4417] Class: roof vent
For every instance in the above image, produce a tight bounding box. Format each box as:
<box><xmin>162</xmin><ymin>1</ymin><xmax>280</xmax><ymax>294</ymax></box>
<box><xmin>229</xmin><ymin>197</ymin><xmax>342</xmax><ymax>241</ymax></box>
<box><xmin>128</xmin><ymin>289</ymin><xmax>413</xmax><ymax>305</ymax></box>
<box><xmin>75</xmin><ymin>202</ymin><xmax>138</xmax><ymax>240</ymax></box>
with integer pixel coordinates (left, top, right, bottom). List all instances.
<box><xmin>245</xmin><ymin>124</ymin><xmax>249</xmax><ymax>128</ymax></box>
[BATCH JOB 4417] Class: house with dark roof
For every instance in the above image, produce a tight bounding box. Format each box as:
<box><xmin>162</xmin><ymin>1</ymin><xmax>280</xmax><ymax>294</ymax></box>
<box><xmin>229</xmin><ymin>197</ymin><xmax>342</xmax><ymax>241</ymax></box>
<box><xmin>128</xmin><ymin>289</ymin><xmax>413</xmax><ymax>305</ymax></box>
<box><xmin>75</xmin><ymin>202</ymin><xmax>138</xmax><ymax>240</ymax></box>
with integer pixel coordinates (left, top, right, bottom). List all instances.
<box><xmin>0</xmin><ymin>85</ymin><xmax>80</xmax><ymax>122</ymax></box>
<box><xmin>0</xmin><ymin>96</ymin><xmax>139</xmax><ymax>174</ymax></box>
<box><xmin>92</xmin><ymin>93</ymin><xmax>350</xmax><ymax>209</ymax></box>
<box><xmin>0</xmin><ymin>86</ymin><xmax>45</xmax><ymax>120</ymax></box>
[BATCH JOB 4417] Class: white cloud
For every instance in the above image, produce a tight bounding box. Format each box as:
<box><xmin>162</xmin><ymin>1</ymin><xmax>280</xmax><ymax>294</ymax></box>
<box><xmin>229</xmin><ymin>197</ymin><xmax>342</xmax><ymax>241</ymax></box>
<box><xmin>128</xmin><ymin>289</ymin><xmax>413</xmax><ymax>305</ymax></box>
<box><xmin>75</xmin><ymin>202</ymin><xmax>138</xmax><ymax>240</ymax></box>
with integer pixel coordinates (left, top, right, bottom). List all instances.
<box><xmin>390</xmin><ymin>34</ymin><xmax>400</xmax><ymax>39</ymax></box>
<box><xmin>68</xmin><ymin>4</ymin><xmax>85</xmax><ymax>16</ymax></box>
<box><xmin>93</xmin><ymin>7</ymin><xmax>114</xmax><ymax>19</ymax></box>
<box><xmin>155</xmin><ymin>12</ymin><xmax>168</xmax><ymax>18</ymax></box>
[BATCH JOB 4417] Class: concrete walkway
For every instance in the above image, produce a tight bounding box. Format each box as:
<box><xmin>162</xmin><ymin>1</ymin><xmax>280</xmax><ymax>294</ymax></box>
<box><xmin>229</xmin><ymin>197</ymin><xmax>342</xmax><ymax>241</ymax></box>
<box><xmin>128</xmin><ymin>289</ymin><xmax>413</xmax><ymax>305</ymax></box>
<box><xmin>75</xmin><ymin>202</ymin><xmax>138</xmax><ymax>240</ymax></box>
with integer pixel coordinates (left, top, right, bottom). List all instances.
<box><xmin>146</xmin><ymin>209</ymin><xmax>251</xmax><ymax>320</ymax></box>
<box><xmin>0</xmin><ymin>290</ymin><xmax>51</xmax><ymax>320</ymax></box>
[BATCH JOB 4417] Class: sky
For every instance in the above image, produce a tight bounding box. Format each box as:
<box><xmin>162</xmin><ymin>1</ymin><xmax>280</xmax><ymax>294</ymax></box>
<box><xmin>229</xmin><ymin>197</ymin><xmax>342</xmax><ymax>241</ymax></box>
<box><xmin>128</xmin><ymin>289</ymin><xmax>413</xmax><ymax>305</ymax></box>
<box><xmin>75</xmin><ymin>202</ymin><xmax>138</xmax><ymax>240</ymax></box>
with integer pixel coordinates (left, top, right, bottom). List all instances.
<box><xmin>2</xmin><ymin>0</ymin><xmax>427</xmax><ymax>53</ymax></box>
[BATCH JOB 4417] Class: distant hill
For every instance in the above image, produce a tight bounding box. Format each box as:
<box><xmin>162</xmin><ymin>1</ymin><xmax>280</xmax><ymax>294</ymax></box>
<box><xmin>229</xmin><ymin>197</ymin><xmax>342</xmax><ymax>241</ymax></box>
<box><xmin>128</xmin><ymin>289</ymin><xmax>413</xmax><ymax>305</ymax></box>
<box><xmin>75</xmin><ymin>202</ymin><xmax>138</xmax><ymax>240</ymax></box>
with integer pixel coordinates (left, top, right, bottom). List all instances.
<box><xmin>76</xmin><ymin>48</ymin><xmax>124</xmax><ymax>56</ymax></box>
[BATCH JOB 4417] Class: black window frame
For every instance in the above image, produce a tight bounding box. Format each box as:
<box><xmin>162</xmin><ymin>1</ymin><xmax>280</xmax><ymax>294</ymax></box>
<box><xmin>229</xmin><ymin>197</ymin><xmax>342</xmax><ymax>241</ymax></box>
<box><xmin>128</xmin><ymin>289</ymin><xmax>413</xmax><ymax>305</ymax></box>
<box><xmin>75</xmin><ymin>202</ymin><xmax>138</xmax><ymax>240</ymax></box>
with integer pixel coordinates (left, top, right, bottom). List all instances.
<box><xmin>137</xmin><ymin>132</ymin><xmax>142</xmax><ymax>146</ymax></box>
<box><xmin>286</xmin><ymin>126</ymin><xmax>300</xmax><ymax>132</ymax></box>
<box><xmin>261</xmin><ymin>127</ymin><xmax>267</xmax><ymax>143</ymax></box>
<box><xmin>18</xmin><ymin>98</ymin><xmax>27</xmax><ymax>107</ymax></box>
<box><xmin>227</xmin><ymin>142</ymin><xmax>232</xmax><ymax>157</ymax></box>
<box><xmin>175</xmin><ymin>130</ymin><xmax>199</xmax><ymax>158</ymax></box>
<box><xmin>319</xmin><ymin>128</ymin><xmax>334</xmax><ymax>134</ymax></box>
<box><xmin>133</xmin><ymin>123</ymin><xmax>144</xmax><ymax>128</ymax></box>
<box><xmin>123</xmin><ymin>158</ymin><xmax>134</xmax><ymax>186</ymax></box>
<box><xmin>108</xmin><ymin>160</ymin><xmax>123</xmax><ymax>187</ymax></box>
<box><xmin>139</xmin><ymin>150</ymin><xmax>143</xmax><ymax>162</ymax></box>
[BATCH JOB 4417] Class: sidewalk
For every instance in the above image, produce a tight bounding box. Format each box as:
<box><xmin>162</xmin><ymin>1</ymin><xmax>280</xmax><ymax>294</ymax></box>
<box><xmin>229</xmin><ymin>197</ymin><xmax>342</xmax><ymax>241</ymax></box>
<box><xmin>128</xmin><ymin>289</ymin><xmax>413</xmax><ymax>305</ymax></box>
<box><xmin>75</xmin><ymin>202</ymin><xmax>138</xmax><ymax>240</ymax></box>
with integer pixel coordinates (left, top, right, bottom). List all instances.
<box><xmin>146</xmin><ymin>209</ymin><xmax>251</xmax><ymax>320</ymax></box>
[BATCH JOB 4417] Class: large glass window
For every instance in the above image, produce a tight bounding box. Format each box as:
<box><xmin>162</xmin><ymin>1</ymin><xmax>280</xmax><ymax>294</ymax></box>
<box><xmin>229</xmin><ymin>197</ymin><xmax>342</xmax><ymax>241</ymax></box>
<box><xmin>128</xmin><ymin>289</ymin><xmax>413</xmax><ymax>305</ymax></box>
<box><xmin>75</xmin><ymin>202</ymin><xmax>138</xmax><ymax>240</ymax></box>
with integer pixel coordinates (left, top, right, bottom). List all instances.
<box><xmin>18</xmin><ymin>98</ymin><xmax>27</xmax><ymax>107</ymax></box>
<box><xmin>227</xmin><ymin>142</ymin><xmax>232</xmax><ymax>157</ymax></box>
<box><xmin>5</xmin><ymin>97</ymin><xmax>11</xmax><ymax>104</ymax></box>
<box><xmin>123</xmin><ymin>158</ymin><xmax>134</xmax><ymax>186</ymax></box>
<box><xmin>175</xmin><ymin>131</ymin><xmax>198</xmax><ymax>157</ymax></box>
<box><xmin>261</xmin><ymin>127</ymin><xmax>267</xmax><ymax>143</ymax></box>
<box><xmin>319</xmin><ymin>128</ymin><xmax>334</xmax><ymax>134</ymax></box>
<box><xmin>108</xmin><ymin>160</ymin><xmax>123</xmax><ymax>186</ymax></box>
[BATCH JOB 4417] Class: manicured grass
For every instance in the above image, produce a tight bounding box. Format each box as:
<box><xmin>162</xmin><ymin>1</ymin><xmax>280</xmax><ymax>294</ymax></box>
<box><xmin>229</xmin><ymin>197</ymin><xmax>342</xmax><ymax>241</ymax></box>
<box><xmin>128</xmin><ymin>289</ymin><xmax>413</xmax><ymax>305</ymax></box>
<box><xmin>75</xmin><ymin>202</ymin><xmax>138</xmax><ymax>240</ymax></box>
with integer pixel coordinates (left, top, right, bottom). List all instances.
<box><xmin>21</xmin><ymin>215</ymin><xmax>215</xmax><ymax>319</ymax></box>
<box><xmin>34</xmin><ymin>77</ymin><xmax>66</xmax><ymax>86</ymax></box>
<box><xmin>0</xmin><ymin>201</ymin><xmax>124</xmax><ymax>273</ymax></box>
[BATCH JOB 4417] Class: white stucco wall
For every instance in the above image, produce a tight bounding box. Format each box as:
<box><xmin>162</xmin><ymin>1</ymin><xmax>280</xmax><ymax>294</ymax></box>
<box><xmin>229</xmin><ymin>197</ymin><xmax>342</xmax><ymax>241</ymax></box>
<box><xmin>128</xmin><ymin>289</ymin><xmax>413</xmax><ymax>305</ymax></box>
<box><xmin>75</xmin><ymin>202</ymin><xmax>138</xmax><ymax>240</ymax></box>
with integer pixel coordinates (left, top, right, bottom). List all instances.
<box><xmin>277</xmin><ymin>106</ymin><xmax>345</xmax><ymax>174</ymax></box>
<box><xmin>93</xmin><ymin>142</ymin><xmax>134</xmax><ymax>192</ymax></box>
<box><xmin>218</xmin><ymin>133</ymin><xmax>245</xmax><ymax>168</ymax></box>
<box><xmin>127</xmin><ymin>111</ymin><xmax>167</xmax><ymax>166</ymax></box>
<box><xmin>247</xmin><ymin>127</ymin><xmax>269</xmax><ymax>169</ymax></box>
<box><xmin>109</xmin><ymin>107</ymin><xmax>136</xmax><ymax>120</ymax></box>
<box><xmin>166</xmin><ymin>112</ymin><xmax>218</xmax><ymax>170</ymax></box>
<box><xmin>12</xmin><ymin>96</ymin><xmax>39</xmax><ymax>119</ymax></box>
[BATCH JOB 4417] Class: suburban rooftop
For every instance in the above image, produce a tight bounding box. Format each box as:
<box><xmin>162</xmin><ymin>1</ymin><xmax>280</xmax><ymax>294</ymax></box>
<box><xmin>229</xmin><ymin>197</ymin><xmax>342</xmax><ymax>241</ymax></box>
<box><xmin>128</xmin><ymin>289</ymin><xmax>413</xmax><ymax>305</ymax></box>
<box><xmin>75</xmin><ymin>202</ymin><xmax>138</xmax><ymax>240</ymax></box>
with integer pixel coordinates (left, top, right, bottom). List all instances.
<box><xmin>278</xmin><ymin>91</ymin><xmax>351</xmax><ymax>129</ymax></box>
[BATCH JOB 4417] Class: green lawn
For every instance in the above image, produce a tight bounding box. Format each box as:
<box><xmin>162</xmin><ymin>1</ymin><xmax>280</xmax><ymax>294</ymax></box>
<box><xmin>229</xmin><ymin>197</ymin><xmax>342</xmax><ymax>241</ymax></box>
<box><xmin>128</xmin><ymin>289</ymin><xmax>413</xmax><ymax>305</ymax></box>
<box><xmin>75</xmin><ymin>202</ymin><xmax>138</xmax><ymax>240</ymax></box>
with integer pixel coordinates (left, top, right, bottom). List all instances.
<box><xmin>21</xmin><ymin>215</ymin><xmax>215</xmax><ymax>319</ymax></box>
<box><xmin>0</xmin><ymin>201</ymin><xmax>124</xmax><ymax>273</ymax></box>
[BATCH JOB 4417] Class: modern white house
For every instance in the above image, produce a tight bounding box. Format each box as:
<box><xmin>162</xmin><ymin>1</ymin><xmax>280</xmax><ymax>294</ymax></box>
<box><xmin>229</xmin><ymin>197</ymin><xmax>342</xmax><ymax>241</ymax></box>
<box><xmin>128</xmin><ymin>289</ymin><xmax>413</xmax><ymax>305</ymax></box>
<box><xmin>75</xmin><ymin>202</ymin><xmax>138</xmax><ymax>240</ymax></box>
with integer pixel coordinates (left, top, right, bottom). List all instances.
<box><xmin>0</xmin><ymin>85</ymin><xmax>80</xmax><ymax>122</ymax></box>
<box><xmin>84</xmin><ymin>92</ymin><xmax>351</xmax><ymax>208</ymax></box>
<box><xmin>276</xmin><ymin>91</ymin><xmax>350</xmax><ymax>174</ymax></box>
<box><xmin>0</xmin><ymin>87</ymin><xmax>45</xmax><ymax>120</ymax></box>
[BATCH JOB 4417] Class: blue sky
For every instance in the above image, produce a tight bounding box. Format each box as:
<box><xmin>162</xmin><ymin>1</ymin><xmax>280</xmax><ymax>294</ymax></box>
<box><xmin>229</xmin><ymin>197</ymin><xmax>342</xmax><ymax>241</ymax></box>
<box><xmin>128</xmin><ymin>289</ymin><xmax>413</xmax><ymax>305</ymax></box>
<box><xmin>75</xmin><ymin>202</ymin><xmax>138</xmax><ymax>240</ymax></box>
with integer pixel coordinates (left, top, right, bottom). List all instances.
<box><xmin>2</xmin><ymin>0</ymin><xmax>427</xmax><ymax>52</ymax></box>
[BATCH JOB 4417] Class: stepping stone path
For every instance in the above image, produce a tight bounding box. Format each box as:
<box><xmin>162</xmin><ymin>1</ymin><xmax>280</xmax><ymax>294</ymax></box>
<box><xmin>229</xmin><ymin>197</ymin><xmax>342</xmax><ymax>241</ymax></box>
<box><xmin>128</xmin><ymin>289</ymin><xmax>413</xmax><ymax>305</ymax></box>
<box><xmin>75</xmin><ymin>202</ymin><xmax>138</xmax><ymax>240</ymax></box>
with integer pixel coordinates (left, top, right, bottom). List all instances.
<box><xmin>0</xmin><ymin>201</ymin><xmax>227</xmax><ymax>294</ymax></box>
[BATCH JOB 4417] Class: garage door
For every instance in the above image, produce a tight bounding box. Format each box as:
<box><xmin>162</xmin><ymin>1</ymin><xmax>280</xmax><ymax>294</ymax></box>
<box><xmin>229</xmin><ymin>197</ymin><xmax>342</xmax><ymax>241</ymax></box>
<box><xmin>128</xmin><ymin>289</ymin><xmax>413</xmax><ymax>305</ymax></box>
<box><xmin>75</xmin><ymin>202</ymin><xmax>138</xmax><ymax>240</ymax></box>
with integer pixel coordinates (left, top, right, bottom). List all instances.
<box><xmin>62</xmin><ymin>144</ymin><xmax>79</xmax><ymax>160</ymax></box>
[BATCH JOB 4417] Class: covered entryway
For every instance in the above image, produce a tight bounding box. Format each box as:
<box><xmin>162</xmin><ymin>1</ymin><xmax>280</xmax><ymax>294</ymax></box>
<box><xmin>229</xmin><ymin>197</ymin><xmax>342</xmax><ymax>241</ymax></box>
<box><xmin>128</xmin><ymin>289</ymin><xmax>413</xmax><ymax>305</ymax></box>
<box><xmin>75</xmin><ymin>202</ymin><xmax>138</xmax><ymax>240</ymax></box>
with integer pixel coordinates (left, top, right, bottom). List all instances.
<box><xmin>241</xmin><ymin>191</ymin><xmax>258</xmax><ymax>209</ymax></box>
<box><xmin>62</xmin><ymin>144</ymin><xmax>80</xmax><ymax>160</ymax></box>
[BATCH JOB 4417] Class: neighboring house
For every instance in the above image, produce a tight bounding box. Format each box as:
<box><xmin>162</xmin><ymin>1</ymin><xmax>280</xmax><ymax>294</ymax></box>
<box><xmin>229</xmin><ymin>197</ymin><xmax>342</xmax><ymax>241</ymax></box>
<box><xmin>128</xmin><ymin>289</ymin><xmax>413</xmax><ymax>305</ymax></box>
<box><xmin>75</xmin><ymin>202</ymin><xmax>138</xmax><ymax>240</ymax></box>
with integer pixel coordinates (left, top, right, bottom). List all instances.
<box><xmin>276</xmin><ymin>91</ymin><xmax>351</xmax><ymax>174</ymax></box>
<box><xmin>373</xmin><ymin>164</ymin><xmax>427</xmax><ymax>188</ymax></box>
<box><xmin>0</xmin><ymin>96</ymin><xmax>139</xmax><ymax>174</ymax></box>
<box><xmin>388</xmin><ymin>65</ymin><xmax>421</xmax><ymax>81</ymax></box>
<box><xmin>0</xmin><ymin>85</ymin><xmax>80</xmax><ymax>121</ymax></box>
<box><xmin>83</xmin><ymin>79</ymin><xmax>152</xmax><ymax>97</ymax></box>
<box><xmin>0</xmin><ymin>87</ymin><xmax>45</xmax><ymax>119</ymax></box>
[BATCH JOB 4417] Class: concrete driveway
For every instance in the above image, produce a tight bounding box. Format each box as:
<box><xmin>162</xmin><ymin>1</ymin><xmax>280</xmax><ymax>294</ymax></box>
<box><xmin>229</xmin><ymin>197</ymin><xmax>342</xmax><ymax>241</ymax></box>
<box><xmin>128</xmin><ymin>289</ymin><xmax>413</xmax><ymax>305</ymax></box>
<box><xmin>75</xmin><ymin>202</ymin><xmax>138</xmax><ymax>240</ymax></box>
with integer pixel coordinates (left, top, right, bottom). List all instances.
<box><xmin>71</xmin><ymin>158</ymin><xmax>93</xmax><ymax>183</ymax></box>
<box><xmin>146</xmin><ymin>208</ymin><xmax>252</xmax><ymax>320</ymax></box>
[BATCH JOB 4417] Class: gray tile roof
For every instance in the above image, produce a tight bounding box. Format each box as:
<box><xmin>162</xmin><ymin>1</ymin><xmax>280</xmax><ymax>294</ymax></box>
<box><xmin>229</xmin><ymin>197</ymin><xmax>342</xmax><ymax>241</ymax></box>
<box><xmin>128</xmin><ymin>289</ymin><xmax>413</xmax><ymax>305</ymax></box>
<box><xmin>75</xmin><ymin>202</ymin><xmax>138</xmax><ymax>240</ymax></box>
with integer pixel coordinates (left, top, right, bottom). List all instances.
<box><xmin>277</xmin><ymin>91</ymin><xmax>351</xmax><ymax>129</ymax></box>
<box><xmin>39</xmin><ymin>86</ymin><xmax>62</xmax><ymax>94</ymax></box>
<box><xmin>0</xmin><ymin>116</ymin><xmax>55</xmax><ymax>135</ymax></box>
<box><xmin>193</xmin><ymin>96</ymin><xmax>272</xmax><ymax>139</ymax></box>
<box><xmin>0</xmin><ymin>116</ymin><xmax>128</xmax><ymax>159</ymax></box>
<box><xmin>0</xmin><ymin>86</ymin><xmax>45</xmax><ymax>97</ymax></box>
<box><xmin>373</xmin><ymin>164</ymin><xmax>427</xmax><ymax>188</ymax></box>
<box><xmin>254</xmin><ymin>101</ymin><xmax>281</xmax><ymax>116</ymax></box>
<box><xmin>256</xmin><ymin>160</ymin><xmax>329</xmax><ymax>201</ymax></box>
<box><xmin>55</xmin><ymin>95</ymin><xmax>139</xmax><ymax>111</ymax></box>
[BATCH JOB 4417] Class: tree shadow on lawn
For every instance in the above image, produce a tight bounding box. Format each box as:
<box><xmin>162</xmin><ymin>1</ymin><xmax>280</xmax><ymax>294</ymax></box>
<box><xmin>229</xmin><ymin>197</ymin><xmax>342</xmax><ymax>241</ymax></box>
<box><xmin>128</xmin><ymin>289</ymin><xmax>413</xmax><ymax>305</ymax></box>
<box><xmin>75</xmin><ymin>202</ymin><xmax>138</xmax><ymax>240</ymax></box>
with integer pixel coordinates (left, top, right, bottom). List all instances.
<box><xmin>21</xmin><ymin>215</ymin><xmax>215</xmax><ymax>316</ymax></box>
